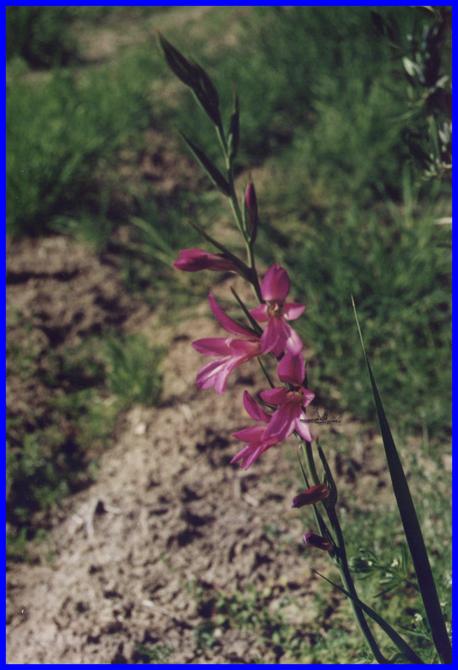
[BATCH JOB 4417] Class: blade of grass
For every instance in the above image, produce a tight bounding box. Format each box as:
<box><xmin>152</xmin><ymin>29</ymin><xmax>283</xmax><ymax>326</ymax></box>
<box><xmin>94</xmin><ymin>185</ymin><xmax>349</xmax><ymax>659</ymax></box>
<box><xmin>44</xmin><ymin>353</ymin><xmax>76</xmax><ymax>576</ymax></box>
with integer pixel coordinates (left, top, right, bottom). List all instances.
<box><xmin>351</xmin><ymin>296</ymin><xmax>451</xmax><ymax>664</ymax></box>
<box><xmin>314</xmin><ymin>570</ymin><xmax>424</xmax><ymax>664</ymax></box>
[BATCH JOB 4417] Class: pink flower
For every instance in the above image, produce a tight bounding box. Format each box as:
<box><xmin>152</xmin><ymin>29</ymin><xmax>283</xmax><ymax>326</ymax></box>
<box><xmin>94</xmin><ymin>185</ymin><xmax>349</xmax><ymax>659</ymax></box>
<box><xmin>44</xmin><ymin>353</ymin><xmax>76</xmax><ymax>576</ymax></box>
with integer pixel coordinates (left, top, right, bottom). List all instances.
<box><xmin>231</xmin><ymin>391</ymin><xmax>278</xmax><ymax>469</ymax></box>
<box><xmin>173</xmin><ymin>248</ymin><xmax>237</xmax><ymax>272</ymax></box>
<box><xmin>192</xmin><ymin>294</ymin><xmax>261</xmax><ymax>394</ymax></box>
<box><xmin>260</xmin><ymin>350</ymin><xmax>315</xmax><ymax>443</ymax></box>
<box><xmin>250</xmin><ymin>264</ymin><xmax>304</xmax><ymax>356</ymax></box>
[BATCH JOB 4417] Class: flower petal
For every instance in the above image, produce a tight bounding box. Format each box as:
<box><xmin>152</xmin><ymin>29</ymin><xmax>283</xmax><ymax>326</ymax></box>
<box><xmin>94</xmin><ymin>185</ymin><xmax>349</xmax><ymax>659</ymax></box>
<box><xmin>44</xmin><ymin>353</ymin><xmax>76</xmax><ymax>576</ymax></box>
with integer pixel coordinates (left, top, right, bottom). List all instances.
<box><xmin>249</xmin><ymin>304</ymin><xmax>269</xmax><ymax>322</ymax></box>
<box><xmin>231</xmin><ymin>443</ymin><xmax>263</xmax><ymax>469</ymax></box>
<box><xmin>260</xmin><ymin>317</ymin><xmax>288</xmax><ymax>356</ymax></box>
<box><xmin>228</xmin><ymin>340</ymin><xmax>260</xmax><ymax>356</ymax></box>
<box><xmin>301</xmin><ymin>388</ymin><xmax>315</xmax><ymax>407</ymax></box>
<box><xmin>264</xmin><ymin>401</ymin><xmax>300</xmax><ymax>442</ymax></box>
<box><xmin>277</xmin><ymin>351</ymin><xmax>306</xmax><ymax>386</ymax></box>
<box><xmin>208</xmin><ymin>293</ymin><xmax>254</xmax><ymax>337</ymax></box>
<box><xmin>241</xmin><ymin>443</ymin><xmax>269</xmax><ymax>469</ymax></box>
<box><xmin>243</xmin><ymin>390</ymin><xmax>270</xmax><ymax>422</ymax></box>
<box><xmin>295</xmin><ymin>414</ymin><xmax>314</xmax><ymax>442</ymax></box>
<box><xmin>261</xmin><ymin>264</ymin><xmax>290</xmax><ymax>302</ymax></box>
<box><xmin>192</xmin><ymin>337</ymin><xmax>232</xmax><ymax>356</ymax></box>
<box><xmin>233</xmin><ymin>425</ymin><xmax>266</xmax><ymax>442</ymax></box>
<box><xmin>283</xmin><ymin>302</ymin><xmax>305</xmax><ymax>321</ymax></box>
<box><xmin>285</xmin><ymin>326</ymin><xmax>304</xmax><ymax>354</ymax></box>
<box><xmin>260</xmin><ymin>387</ymin><xmax>288</xmax><ymax>405</ymax></box>
<box><xmin>195</xmin><ymin>356</ymin><xmax>241</xmax><ymax>394</ymax></box>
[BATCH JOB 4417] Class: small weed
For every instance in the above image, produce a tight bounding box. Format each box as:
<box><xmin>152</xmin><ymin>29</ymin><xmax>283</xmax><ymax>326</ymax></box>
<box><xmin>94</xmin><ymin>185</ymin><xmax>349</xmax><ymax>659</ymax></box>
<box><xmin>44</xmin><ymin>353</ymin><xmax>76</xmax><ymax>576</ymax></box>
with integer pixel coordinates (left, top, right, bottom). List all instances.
<box><xmin>134</xmin><ymin>643</ymin><xmax>174</xmax><ymax>663</ymax></box>
<box><xmin>103</xmin><ymin>334</ymin><xmax>164</xmax><ymax>406</ymax></box>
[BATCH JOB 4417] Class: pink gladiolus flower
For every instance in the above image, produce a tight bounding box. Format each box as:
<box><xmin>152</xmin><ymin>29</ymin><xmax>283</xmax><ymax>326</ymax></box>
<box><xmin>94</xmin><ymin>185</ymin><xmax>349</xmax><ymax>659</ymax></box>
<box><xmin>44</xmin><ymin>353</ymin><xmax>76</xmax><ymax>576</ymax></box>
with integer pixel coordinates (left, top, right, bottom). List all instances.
<box><xmin>231</xmin><ymin>391</ymin><xmax>278</xmax><ymax>469</ymax></box>
<box><xmin>250</xmin><ymin>264</ymin><xmax>304</xmax><ymax>356</ymax></box>
<box><xmin>260</xmin><ymin>350</ymin><xmax>315</xmax><ymax>443</ymax></box>
<box><xmin>173</xmin><ymin>248</ymin><xmax>237</xmax><ymax>272</ymax></box>
<box><xmin>192</xmin><ymin>294</ymin><xmax>261</xmax><ymax>394</ymax></box>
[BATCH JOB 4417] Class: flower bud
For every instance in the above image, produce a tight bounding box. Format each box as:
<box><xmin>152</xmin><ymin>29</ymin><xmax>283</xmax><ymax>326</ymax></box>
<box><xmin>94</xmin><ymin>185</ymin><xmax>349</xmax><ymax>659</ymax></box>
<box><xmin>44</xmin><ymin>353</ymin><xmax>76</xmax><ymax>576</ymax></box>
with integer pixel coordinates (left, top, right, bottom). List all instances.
<box><xmin>244</xmin><ymin>180</ymin><xmax>259</xmax><ymax>243</ymax></box>
<box><xmin>303</xmin><ymin>531</ymin><xmax>333</xmax><ymax>552</ymax></box>
<box><xmin>292</xmin><ymin>483</ymin><xmax>330</xmax><ymax>508</ymax></box>
<box><xmin>173</xmin><ymin>248</ymin><xmax>237</xmax><ymax>272</ymax></box>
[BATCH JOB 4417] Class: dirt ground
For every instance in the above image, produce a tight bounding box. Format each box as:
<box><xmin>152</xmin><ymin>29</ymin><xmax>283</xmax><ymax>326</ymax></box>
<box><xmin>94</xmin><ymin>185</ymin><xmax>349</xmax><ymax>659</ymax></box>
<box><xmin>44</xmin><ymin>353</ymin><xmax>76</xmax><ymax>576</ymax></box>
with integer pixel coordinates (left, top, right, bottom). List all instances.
<box><xmin>6</xmin><ymin>230</ymin><xmax>399</xmax><ymax>664</ymax></box>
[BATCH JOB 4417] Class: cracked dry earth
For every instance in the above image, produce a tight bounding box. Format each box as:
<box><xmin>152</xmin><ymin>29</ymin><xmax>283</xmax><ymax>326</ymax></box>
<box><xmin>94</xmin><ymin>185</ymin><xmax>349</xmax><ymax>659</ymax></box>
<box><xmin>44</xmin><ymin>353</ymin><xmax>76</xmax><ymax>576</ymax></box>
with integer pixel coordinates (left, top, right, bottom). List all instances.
<box><xmin>7</xmin><ymin>243</ymin><xmax>394</xmax><ymax>664</ymax></box>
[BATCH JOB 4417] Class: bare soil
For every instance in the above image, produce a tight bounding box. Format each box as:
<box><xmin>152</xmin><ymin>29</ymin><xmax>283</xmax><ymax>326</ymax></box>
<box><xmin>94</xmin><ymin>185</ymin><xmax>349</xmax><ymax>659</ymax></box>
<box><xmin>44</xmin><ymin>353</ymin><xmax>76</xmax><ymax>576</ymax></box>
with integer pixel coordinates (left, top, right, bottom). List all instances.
<box><xmin>6</xmin><ymin>231</ymin><xmax>396</xmax><ymax>664</ymax></box>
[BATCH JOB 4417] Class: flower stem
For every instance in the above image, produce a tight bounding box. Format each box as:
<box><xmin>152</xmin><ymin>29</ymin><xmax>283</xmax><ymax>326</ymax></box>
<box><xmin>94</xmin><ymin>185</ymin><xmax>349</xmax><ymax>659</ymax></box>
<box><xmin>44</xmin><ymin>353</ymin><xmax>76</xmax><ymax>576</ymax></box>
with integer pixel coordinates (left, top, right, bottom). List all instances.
<box><xmin>304</xmin><ymin>442</ymin><xmax>388</xmax><ymax>664</ymax></box>
<box><xmin>215</xmin><ymin>124</ymin><xmax>263</xmax><ymax>303</ymax></box>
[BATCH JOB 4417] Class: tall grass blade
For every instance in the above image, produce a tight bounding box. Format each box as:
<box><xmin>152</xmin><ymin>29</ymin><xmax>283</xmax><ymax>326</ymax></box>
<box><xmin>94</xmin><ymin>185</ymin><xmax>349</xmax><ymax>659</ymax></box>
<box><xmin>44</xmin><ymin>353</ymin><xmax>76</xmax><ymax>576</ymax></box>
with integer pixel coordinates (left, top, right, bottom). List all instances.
<box><xmin>351</xmin><ymin>297</ymin><xmax>451</xmax><ymax>664</ymax></box>
<box><xmin>314</xmin><ymin>570</ymin><xmax>424</xmax><ymax>664</ymax></box>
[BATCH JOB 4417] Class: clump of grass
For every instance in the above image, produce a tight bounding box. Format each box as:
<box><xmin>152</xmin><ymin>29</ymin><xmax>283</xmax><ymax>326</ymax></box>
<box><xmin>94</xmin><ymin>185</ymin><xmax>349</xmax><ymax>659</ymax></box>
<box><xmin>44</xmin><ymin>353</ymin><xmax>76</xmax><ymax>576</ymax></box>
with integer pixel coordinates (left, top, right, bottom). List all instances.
<box><xmin>7</xmin><ymin>47</ymin><xmax>162</xmax><ymax>238</ymax></box>
<box><xmin>134</xmin><ymin>643</ymin><xmax>174</xmax><ymax>664</ymax></box>
<box><xmin>103</xmin><ymin>334</ymin><xmax>164</xmax><ymax>406</ymax></box>
<box><xmin>7</xmin><ymin>6</ymin><xmax>79</xmax><ymax>67</ymax></box>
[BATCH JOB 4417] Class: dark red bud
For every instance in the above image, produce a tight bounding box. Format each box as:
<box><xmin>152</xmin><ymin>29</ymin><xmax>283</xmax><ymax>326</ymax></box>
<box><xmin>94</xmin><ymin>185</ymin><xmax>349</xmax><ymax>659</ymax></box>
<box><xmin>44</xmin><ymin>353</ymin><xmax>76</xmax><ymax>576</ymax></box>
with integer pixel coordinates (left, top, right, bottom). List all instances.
<box><xmin>173</xmin><ymin>248</ymin><xmax>236</xmax><ymax>272</ymax></box>
<box><xmin>244</xmin><ymin>181</ymin><xmax>259</xmax><ymax>242</ymax></box>
<box><xmin>292</xmin><ymin>484</ymin><xmax>330</xmax><ymax>508</ymax></box>
<box><xmin>303</xmin><ymin>531</ymin><xmax>333</xmax><ymax>552</ymax></box>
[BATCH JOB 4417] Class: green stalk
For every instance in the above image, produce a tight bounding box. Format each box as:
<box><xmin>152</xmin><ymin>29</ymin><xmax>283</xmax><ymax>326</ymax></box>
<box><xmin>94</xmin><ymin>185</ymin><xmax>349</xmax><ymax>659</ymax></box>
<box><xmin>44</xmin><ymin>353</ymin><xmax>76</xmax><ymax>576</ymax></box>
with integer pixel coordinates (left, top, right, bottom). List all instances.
<box><xmin>215</xmin><ymin>125</ymin><xmax>263</xmax><ymax>302</ymax></box>
<box><xmin>304</xmin><ymin>442</ymin><xmax>388</xmax><ymax>664</ymax></box>
<box><xmin>297</xmin><ymin>445</ymin><xmax>335</xmax><ymax>544</ymax></box>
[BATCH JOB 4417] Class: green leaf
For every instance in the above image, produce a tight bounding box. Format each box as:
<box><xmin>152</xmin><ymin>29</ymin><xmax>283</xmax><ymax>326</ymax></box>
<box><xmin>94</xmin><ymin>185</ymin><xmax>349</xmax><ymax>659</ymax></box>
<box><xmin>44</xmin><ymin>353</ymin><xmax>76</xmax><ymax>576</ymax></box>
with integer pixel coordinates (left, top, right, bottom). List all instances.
<box><xmin>158</xmin><ymin>34</ymin><xmax>220</xmax><ymax>126</ymax></box>
<box><xmin>158</xmin><ymin>33</ymin><xmax>196</xmax><ymax>88</ymax></box>
<box><xmin>180</xmin><ymin>132</ymin><xmax>230</xmax><ymax>196</ymax></box>
<box><xmin>352</xmin><ymin>297</ymin><xmax>451</xmax><ymax>665</ymax></box>
<box><xmin>314</xmin><ymin>570</ymin><xmax>424</xmax><ymax>664</ymax></box>
<box><xmin>189</xmin><ymin>59</ymin><xmax>221</xmax><ymax>126</ymax></box>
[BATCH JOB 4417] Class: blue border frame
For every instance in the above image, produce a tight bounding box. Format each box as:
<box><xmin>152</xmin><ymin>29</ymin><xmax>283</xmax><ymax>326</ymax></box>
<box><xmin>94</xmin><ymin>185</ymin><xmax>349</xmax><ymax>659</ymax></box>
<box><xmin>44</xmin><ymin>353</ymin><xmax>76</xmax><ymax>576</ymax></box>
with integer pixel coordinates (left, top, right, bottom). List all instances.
<box><xmin>2</xmin><ymin>2</ymin><xmax>454</xmax><ymax>668</ymax></box>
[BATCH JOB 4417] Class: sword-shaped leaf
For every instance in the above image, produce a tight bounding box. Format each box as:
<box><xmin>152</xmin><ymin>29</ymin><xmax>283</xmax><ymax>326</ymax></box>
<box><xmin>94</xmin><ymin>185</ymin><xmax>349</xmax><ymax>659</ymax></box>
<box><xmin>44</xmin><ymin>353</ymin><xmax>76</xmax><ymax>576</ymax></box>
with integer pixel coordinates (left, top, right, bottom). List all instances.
<box><xmin>180</xmin><ymin>133</ymin><xmax>230</xmax><ymax>196</ymax></box>
<box><xmin>351</xmin><ymin>297</ymin><xmax>451</xmax><ymax>665</ymax></box>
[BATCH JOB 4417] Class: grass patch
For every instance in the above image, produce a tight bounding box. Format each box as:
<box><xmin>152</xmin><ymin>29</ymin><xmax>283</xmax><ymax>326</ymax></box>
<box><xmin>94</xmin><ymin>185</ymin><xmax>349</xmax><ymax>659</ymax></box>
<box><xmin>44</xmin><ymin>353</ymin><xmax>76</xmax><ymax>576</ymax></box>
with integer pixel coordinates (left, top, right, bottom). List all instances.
<box><xmin>7</xmin><ymin>47</ymin><xmax>162</xmax><ymax>238</ymax></box>
<box><xmin>256</xmin><ymin>175</ymin><xmax>451</xmax><ymax>437</ymax></box>
<box><xmin>133</xmin><ymin>643</ymin><xmax>174</xmax><ymax>664</ymax></box>
<box><xmin>190</xmin><ymin>580</ymin><xmax>316</xmax><ymax>663</ymax></box>
<box><xmin>103</xmin><ymin>334</ymin><xmax>163</xmax><ymax>406</ymax></box>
